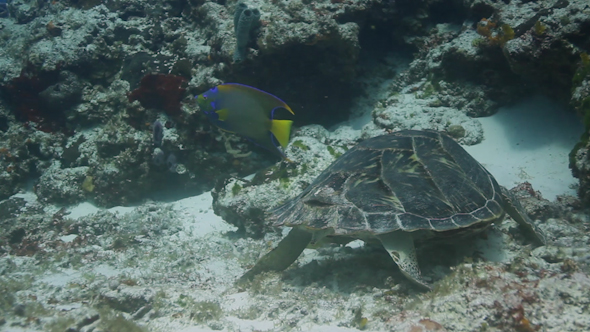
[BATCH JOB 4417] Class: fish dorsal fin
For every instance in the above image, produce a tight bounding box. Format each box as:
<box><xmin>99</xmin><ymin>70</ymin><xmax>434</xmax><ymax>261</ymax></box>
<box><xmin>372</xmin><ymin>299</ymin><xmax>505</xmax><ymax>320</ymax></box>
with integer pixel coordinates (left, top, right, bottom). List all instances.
<box><xmin>220</xmin><ymin>83</ymin><xmax>295</xmax><ymax>115</ymax></box>
<box><xmin>270</xmin><ymin>119</ymin><xmax>293</xmax><ymax>149</ymax></box>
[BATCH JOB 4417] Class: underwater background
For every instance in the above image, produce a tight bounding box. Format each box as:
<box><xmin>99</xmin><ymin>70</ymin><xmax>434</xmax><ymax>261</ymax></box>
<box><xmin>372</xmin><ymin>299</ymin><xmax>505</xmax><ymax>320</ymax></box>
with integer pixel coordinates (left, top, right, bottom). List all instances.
<box><xmin>1</xmin><ymin>0</ymin><xmax>590</xmax><ymax>331</ymax></box>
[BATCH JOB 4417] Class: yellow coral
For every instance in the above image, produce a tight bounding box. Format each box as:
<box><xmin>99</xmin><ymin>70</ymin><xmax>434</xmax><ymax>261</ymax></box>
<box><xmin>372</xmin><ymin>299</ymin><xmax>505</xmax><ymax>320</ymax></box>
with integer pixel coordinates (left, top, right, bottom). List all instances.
<box><xmin>82</xmin><ymin>176</ymin><xmax>95</xmax><ymax>192</ymax></box>
<box><xmin>501</xmin><ymin>24</ymin><xmax>515</xmax><ymax>42</ymax></box>
<box><xmin>534</xmin><ymin>21</ymin><xmax>546</xmax><ymax>36</ymax></box>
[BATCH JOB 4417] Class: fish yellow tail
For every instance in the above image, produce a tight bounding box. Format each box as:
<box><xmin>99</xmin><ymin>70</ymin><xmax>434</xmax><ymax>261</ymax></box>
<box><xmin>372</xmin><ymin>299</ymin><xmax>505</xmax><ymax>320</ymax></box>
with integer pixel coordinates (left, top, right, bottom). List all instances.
<box><xmin>270</xmin><ymin>119</ymin><xmax>293</xmax><ymax>149</ymax></box>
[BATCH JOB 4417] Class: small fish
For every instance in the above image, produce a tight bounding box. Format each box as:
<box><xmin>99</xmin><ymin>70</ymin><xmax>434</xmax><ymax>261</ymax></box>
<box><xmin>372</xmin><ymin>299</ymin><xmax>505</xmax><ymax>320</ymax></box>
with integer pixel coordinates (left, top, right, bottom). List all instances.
<box><xmin>196</xmin><ymin>83</ymin><xmax>294</xmax><ymax>158</ymax></box>
<box><xmin>152</xmin><ymin>120</ymin><xmax>164</xmax><ymax>147</ymax></box>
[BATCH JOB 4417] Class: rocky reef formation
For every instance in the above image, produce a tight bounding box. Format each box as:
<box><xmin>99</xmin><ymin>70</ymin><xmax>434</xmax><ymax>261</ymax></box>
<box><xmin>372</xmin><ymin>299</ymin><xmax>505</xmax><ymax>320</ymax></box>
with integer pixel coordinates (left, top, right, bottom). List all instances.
<box><xmin>0</xmin><ymin>0</ymin><xmax>586</xmax><ymax>206</ymax></box>
<box><xmin>1</xmin><ymin>0</ymin><xmax>590</xmax><ymax>330</ymax></box>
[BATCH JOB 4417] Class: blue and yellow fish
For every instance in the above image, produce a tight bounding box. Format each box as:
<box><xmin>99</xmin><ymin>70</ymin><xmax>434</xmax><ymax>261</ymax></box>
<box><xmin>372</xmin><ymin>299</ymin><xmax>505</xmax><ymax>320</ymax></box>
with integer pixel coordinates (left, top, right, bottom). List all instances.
<box><xmin>196</xmin><ymin>83</ymin><xmax>294</xmax><ymax>159</ymax></box>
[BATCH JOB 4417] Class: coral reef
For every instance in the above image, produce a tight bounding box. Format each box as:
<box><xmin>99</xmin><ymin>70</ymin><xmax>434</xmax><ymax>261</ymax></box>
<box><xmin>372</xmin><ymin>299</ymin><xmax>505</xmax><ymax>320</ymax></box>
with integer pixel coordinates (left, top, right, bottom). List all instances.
<box><xmin>0</xmin><ymin>0</ymin><xmax>584</xmax><ymax>212</ymax></box>
<box><xmin>128</xmin><ymin>74</ymin><xmax>188</xmax><ymax>117</ymax></box>
<box><xmin>0</xmin><ymin>0</ymin><xmax>590</xmax><ymax>329</ymax></box>
<box><xmin>7</xmin><ymin>0</ymin><xmax>583</xmax><ymax>205</ymax></box>
<box><xmin>1</xmin><ymin>68</ymin><xmax>67</xmax><ymax>133</ymax></box>
<box><xmin>35</xmin><ymin>165</ymin><xmax>91</xmax><ymax>204</ymax></box>
<box><xmin>570</xmin><ymin>53</ymin><xmax>590</xmax><ymax>205</ymax></box>
<box><xmin>370</xmin><ymin>86</ymin><xmax>483</xmax><ymax>144</ymax></box>
<box><xmin>498</xmin><ymin>0</ymin><xmax>588</xmax><ymax>101</ymax></box>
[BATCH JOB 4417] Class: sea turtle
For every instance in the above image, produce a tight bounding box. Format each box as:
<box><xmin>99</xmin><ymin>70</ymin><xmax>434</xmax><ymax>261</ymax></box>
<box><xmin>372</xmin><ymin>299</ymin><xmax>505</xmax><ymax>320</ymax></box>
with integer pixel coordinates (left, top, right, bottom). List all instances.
<box><xmin>239</xmin><ymin>129</ymin><xmax>547</xmax><ymax>289</ymax></box>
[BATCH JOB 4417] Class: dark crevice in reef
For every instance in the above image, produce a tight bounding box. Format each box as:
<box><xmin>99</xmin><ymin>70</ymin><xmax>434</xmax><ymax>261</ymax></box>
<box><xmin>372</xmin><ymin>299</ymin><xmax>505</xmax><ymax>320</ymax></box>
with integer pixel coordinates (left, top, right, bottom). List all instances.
<box><xmin>228</xmin><ymin>45</ymin><xmax>356</xmax><ymax>129</ymax></box>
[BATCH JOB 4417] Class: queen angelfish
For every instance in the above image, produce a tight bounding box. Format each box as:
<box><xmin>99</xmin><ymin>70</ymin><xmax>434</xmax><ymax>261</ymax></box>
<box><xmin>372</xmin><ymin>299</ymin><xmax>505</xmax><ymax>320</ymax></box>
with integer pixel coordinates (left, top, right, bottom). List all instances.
<box><xmin>196</xmin><ymin>83</ymin><xmax>294</xmax><ymax>159</ymax></box>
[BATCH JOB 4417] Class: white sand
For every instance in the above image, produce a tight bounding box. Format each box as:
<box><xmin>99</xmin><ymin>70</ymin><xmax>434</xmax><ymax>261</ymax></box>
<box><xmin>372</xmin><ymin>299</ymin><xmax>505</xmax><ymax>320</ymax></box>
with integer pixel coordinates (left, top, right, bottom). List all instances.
<box><xmin>464</xmin><ymin>95</ymin><xmax>583</xmax><ymax>200</ymax></box>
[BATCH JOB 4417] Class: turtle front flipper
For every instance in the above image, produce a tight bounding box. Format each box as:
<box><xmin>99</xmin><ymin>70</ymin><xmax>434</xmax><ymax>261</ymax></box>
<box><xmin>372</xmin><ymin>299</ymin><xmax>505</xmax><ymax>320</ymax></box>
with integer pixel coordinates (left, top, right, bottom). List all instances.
<box><xmin>237</xmin><ymin>227</ymin><xmax>312</xmax><ymax>284</ymax></box>
<box><xmin>377</xmin><ymin>231</ymin><xmax>431</xmax><ymax>290</ymax></box>
<box><xmin>500</xmin><ymin>187</ymin><xmax>547</xmax><ymax>246</ymax></box>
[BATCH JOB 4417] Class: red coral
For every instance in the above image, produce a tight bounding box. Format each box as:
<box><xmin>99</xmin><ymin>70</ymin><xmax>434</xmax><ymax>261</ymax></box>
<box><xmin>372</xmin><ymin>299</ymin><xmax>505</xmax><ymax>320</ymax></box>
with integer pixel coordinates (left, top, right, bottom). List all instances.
<box><xmin>128</xmin><ymin>73</ymin><xmax>188</xmax><ymax>116</ymax></box>
<box><xmin>1</xmin><ymin>69</ymin><xmax>62</xmax><ymax>133</ymax></box>
<box><xmin>511</xmin><ymin>305</ymin><xmax>539</xmax><ymax>332</ymax></box>
<box><xmin>12</xmin><ymin>237</ymin><xmax>44</xmax><ymax>257</ymax></box>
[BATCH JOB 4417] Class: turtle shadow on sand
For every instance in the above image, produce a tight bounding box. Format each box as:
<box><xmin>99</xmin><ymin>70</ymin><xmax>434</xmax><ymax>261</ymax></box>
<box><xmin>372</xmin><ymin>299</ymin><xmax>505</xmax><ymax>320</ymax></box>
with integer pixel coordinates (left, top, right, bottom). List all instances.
<box><xmin>255</xmin><ymin>238</ymin><xmax>488</xmax><ymax>292</ymax></box>
<box><xmin>278</xmin><ymin>245</ymin><xmax>399</xmax><ymax>292</ymax></box>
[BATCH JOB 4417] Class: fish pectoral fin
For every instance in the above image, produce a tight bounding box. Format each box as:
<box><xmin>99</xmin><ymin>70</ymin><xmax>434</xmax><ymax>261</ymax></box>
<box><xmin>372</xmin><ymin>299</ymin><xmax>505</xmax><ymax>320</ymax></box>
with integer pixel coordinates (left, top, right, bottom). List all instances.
<box><xmin>219</xmin><ymin>128</ymin><xmax>236</xmax><ymax>134</ymax></box>
<box><xmin>270</xmin><ymin>119</ymin><xmax>293</xmax><ymax>149</ymax></box>
<box><xmin>215</xmin><ymin>108</ymin><xmax>230</xmax><ymax>121</ymax></box>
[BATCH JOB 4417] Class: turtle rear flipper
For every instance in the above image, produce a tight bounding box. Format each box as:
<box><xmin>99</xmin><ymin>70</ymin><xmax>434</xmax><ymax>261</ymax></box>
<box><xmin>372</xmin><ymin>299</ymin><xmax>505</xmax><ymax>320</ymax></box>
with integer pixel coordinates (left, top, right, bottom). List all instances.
<box><xmin>500</xmin><ymin>187</ymin><xmax>547</xmax><ymax>246</ymax></box>
<box><xmin>378</xmin><ymin>231</ymin><xmax>431</xmax><ymax>290</ymax></box>
<box><xmin>238</xmin><ymin>227</ymin><xmax>312</xmax><ymax>285</ymax></box>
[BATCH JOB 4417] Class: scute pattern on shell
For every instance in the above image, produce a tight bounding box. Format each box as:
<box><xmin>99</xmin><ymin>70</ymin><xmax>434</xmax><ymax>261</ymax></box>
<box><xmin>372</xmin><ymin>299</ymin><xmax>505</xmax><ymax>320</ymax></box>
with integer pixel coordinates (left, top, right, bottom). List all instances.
<box><xmin>270</xmin><ymin>130</ymin><xmax>506</xmax><ymax>236</ymax></box>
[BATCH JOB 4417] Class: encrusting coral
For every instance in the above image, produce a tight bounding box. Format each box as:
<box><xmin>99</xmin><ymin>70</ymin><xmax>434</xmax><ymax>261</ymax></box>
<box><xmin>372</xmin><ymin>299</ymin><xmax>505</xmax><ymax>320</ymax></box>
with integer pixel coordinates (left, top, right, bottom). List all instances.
<box><xmin>127</xmin><ymin>74</ymin><xmax>187</xmax><ymax>116</ymax></box>
<box><xmin>475</xmin><ymin>18</ymin><xmax>515</xmax><ymax>47</ymax></box>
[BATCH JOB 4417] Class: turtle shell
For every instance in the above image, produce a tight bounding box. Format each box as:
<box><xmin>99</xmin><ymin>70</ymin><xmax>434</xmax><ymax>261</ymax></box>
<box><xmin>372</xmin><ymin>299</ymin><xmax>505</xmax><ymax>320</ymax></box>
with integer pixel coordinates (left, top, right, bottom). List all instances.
<box><xmin>270</xmin><ymin>130</ymin><xmax>505</xmax><ymax>237</ymax></box>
